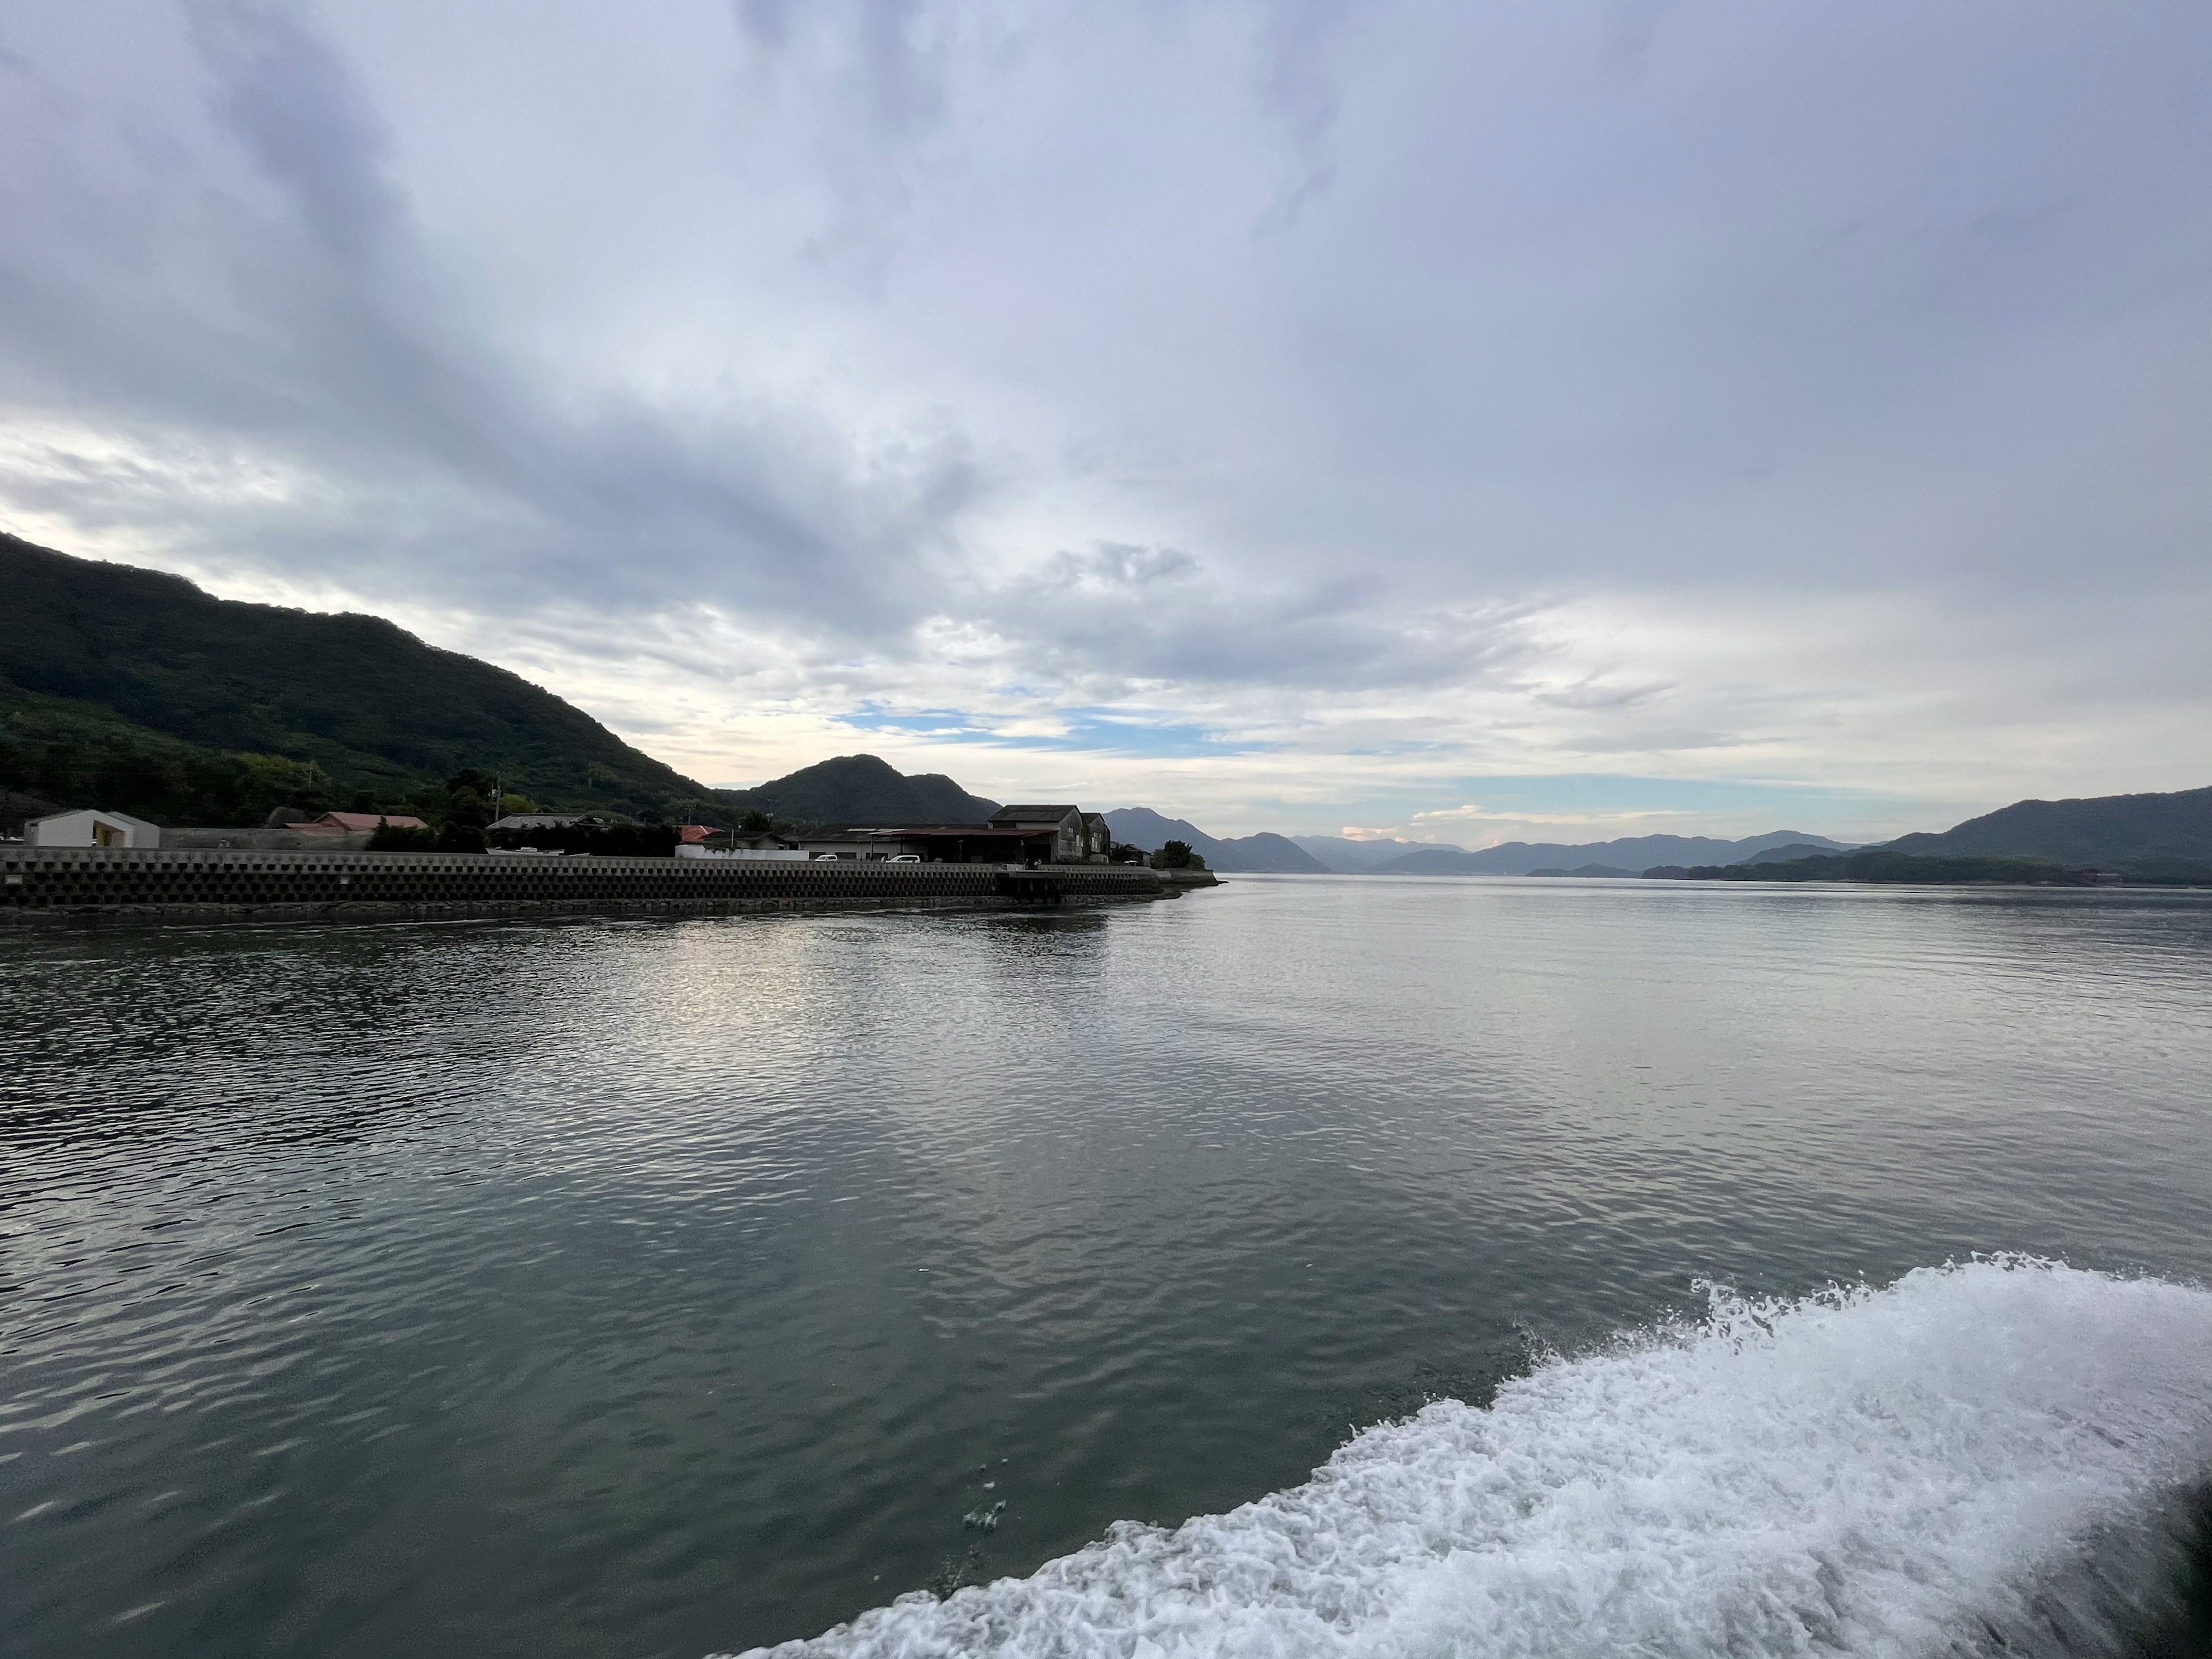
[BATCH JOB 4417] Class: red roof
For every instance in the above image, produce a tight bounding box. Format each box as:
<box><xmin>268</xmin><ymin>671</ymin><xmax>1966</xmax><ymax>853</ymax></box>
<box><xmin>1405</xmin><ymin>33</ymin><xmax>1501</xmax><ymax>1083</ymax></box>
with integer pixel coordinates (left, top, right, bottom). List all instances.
<box><xmin>302</xmin><ymin>812</ymin><xmax>429</xmax><ymax>832</ymax></box>
<box><xmin>676</xmin><ymin>824</ymin><xmax>721</xmax><ymax>843</ymax></box>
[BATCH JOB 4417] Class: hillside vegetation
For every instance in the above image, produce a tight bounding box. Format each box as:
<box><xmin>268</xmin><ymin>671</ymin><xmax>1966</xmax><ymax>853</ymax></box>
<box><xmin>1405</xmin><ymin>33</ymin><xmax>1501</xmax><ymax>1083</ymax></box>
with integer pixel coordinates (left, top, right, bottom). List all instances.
<box><xmin>718</xmin><ymin>754</ymin><xmax>998</xmax><ymax>825</ymax></box>
<box><xmin>1647</xmin><ymin>851</ymin><xmax>2096</xmax><ymax>884</ymax></box>
<box><xmin>1661</xmin><ymin>786</ymin><xmax>2212</xmax><ymax>884</ymax></box>
<box><xmin>1880</xmin><ymin>786</ymin><xmax>2212</xmax><ymax>876</ymax></box>
<box><xmin>0</xmin><ymin>535</ymin><xmax>721</xmax><ymax>825</ymax></box>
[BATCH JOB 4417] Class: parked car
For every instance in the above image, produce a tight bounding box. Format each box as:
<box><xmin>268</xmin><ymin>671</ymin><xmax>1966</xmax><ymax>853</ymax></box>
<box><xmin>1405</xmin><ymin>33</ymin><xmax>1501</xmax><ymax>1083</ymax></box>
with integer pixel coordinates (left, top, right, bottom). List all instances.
<box><xmin>886</xmin><ymin>854</ymin><xmax>922</xmax><ymax>863</ymax></box>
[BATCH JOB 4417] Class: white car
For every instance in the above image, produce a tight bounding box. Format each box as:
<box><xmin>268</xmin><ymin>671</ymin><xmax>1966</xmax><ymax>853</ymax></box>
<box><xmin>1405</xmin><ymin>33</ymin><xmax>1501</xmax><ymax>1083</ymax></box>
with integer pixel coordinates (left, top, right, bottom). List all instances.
<box><xmin>886</xmin><ymin>854</ymin><xmax>922</xmax><ymax>863</ymax></box>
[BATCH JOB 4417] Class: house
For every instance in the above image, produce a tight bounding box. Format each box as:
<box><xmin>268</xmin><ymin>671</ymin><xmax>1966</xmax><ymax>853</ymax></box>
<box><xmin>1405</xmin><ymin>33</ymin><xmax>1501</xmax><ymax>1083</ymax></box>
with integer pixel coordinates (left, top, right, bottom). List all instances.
<box><xmin>676</xmin><ymin>843</ymin><xmax>810</xmax><ymax>862</ymax></box>
<box><xmin>292</xmin><ymin>811</ymin><xmax>430</xmax><ymax>835</ymax></box>
<box><xmin>988</xmin><ymin>805</ymin><xmax>1089</xmax><ymax>863</ymax></box>
<box><xmin>729</xmin><ymin>828</ymin><xmax>798</xmax><ymax>851</ymax></box>
<box><xmin>28</xmin><ymin>809</ymin><xmax>162</xmax><ymax>849</ymax></box>
<box><xmin>487</xmin><ymin>813</ymin><xmax>604</xmax><ymax>835</ymax></box>
<box><xmin>781</xmin><ymin>804</ymin><xmax>1100</xmax><ymax>865</ymax></box>
<box><xmin>675</xmin><ymin>824</ymin><xmax>720</xmax><ymax>844</ymax></box>
<box><xmin>795</xmin><ymin>823</ymin><xmax>1062</xmax><ymax>864</ymax></box>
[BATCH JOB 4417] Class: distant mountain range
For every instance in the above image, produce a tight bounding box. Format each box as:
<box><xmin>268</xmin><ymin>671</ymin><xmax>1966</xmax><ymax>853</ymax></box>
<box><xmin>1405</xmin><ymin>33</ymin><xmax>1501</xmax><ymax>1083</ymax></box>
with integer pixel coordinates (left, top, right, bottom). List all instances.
<box><xmin>720</xmin><ymin>754</ymin><xmax>998</xmax><ymax>825</ymax></box>
<box><xmin>1291</xmin><ymin>836</ymin><xmax>1460</xmax><ymax>872</ymax></box>
<box><xmin>1289</xmin><ymin>829</ymin><xmax>1854</xmax><ymax>876</ymax></box>
<box><xmin>1662</xmin><ymin>788</ymin><xmax>2212</xmax><ymax>884</ymax></box>
<box><xmin>1881</xmin><ymin>787</ymin><xmax>2212</xmax><ymax>875</ymax></box>
<box><xmin>1103</xmin><ymin>808</ymin><xmax>1330</xmax><ymax>873</ymax></box>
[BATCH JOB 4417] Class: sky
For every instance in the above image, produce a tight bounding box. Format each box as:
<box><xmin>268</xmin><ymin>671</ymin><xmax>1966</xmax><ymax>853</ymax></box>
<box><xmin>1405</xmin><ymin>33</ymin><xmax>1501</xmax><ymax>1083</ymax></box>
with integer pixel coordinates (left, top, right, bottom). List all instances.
<box><xmin>2</xmin><ymin>1</ymin><xmax>2209</xmax><ymax>845</ymax></box>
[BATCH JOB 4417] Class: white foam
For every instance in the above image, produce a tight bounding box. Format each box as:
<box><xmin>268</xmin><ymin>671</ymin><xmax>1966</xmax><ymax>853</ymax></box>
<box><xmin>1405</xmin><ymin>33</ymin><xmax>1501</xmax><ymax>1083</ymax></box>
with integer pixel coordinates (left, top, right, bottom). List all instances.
<box><xmin>730</xmin><ymin>1260</ymin><xmax>2212</xmax><ymax>1659</ymax></box>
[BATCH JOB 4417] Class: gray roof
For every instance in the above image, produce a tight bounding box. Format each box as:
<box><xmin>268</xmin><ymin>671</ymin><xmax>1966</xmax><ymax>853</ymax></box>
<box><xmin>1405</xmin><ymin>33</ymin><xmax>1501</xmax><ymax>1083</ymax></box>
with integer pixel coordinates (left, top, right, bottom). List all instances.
<box><xmin>487</xmin><ymin>813</ymin><xmax>603</xmax><ymax>830</ymax></box>
<box><xmin>990</xmin><ymin>804</ymin><xmax>1082</xmax><ymax>824</ymax></box>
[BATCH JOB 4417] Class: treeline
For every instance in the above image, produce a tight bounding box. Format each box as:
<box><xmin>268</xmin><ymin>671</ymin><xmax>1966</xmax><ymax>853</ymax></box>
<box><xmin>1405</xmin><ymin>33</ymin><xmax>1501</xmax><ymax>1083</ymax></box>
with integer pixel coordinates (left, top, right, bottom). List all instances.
<box><xmin>363</xmin><ymin>771</ymin><xmax>692</xmax><ymax>855</ymax></box>
<box><xmin>0</xmin><ymin>735</ymin><xmax>538</xmax><ymax>834</ymax></box>
<box><xmin>0</xmin><ymin>736</ymin><xmax>334</xmax><ymax>827</ymax></box>
<box><xmin>481</xmin><ymin>820</ymin><xmax>681</xmax><ymax>857</ymax></box>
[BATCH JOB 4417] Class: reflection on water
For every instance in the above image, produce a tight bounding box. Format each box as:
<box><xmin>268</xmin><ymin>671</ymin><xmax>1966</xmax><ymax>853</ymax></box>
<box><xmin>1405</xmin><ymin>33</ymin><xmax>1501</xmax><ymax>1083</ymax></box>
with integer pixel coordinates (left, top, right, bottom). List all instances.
<box><xmin>5</xmin><ymin>881</ymin><xmax>2212</xmax><ymax>1657</ymax></box>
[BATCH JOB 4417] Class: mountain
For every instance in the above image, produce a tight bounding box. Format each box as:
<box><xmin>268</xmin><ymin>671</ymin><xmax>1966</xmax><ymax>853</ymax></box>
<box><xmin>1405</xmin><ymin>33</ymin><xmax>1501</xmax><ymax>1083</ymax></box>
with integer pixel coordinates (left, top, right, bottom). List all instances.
<box><xmin>1372</xmin><ymin>830</ymin><xmax>1854</xmax><ymax>876</ymax></box>
<box><xmin>1105</xmin><ymin>808</ymin><xmax>1215</xmax><ymax>853</ymax></box>
<box><xmin>1649</xmin><ymin>850</ymin><xmax>2108</xmax><ymax>885</ymax></box>
<box><xmin>1878</xmin><ymin>786</ymin><xmax>2212</xmax><ymax>874</ymax></box>
<box><xmin>1211</xmin><ymin>832</ymin><xmax>1334</xmax><ymax>874</ymax></box>
<box><xmin>0</xmin><ymin>534</ymin><xmax>721</xmax><ymax>824</ymax></box>
<box><xmin>1740</xmin><ymin>841</ymin><xmax>1849</xmax><ymax>865</ymax></box>
<box><xmin>1103</xmin><ymin>808</ymin><xmax>1332</xmax><ymax>873</ymax></box>
<box><xmin>1292</xmin><ymin>835</ymin><xmax>1470</xmax><ymax>872</ymax></box>
<box><xmin>1527</xmin><ymin>863</ymin><xmax>1639</xmax><ymax>878</ymax></box>
<box><xmin>718</xmin><ymin>754</ymin><xmax>998</xmax><ymax>825</ymax></box>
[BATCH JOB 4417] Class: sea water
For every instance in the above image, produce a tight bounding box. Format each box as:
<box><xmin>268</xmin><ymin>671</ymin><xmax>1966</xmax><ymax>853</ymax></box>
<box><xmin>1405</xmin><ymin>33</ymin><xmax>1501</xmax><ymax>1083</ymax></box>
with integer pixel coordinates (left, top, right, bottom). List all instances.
<box><xmin>5</xmin><ymin>877</ymin><xmax>2211</xmax><ymax>1658</ymax></box>
<box><xmin>745</xmin><ymin>1262</ymin><xmax>2212</xmax><ymax>1658</ymax></box>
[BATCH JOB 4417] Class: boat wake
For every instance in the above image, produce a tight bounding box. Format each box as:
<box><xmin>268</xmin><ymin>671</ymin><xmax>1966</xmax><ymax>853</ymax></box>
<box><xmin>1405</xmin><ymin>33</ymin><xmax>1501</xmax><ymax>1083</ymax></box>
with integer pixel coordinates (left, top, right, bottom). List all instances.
<box><xmin>729</xmin><ymin>1258</ymin><xmax>2212</xmax><ymax>1658</ymax></box>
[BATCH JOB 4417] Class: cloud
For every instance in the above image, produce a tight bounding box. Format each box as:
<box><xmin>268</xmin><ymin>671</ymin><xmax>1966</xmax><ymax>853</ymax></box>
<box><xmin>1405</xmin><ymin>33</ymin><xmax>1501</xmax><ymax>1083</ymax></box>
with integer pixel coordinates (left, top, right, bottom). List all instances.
<box><xmin>1</xmin><ymin>0</ymin><xmax>2208</xmax><ymax>838</ymax></box>
<box><xmin>0</xmin><ymin>1</ymin><xmax>986</xmax><ymax>642</ymax></box>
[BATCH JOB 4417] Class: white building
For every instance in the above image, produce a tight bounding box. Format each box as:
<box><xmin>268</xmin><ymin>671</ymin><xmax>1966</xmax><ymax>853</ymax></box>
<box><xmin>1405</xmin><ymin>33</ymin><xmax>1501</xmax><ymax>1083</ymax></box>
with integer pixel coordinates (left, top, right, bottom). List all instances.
<box><xmin>28</xmin><ymin>809</ymin><xmax>162</xmax><ymax>849</ymax></box>
<box><xmin>674</xmin><ymin>845</ymin><xmax>809</xmax><ymax>862</ymax></box>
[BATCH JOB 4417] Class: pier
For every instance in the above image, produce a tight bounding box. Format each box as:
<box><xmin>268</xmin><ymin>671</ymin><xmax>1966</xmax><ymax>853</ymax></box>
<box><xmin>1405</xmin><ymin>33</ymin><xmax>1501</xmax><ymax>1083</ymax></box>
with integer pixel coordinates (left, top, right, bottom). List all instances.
<box><xmin>0</xmin><ymin>846</ymin><xmax>1184</xmax><ymax>926</ymax></box>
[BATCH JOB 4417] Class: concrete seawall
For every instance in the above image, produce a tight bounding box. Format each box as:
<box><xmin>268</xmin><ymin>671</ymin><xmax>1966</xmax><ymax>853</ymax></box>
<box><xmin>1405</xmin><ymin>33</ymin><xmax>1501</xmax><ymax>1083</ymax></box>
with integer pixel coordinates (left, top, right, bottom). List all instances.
<box><xmin>0</xmin><ymin>847</ymin><xmax>1180</xmax><ymax>927</ymax></box>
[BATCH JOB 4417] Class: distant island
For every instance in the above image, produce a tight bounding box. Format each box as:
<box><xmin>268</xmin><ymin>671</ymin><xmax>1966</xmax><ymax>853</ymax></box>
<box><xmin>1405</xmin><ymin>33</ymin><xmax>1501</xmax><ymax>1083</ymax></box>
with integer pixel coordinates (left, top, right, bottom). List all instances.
<box><xmin>1637</xmin><ymin>791</ymin><xmax>2212</xmax><ymax>887</ymax></box>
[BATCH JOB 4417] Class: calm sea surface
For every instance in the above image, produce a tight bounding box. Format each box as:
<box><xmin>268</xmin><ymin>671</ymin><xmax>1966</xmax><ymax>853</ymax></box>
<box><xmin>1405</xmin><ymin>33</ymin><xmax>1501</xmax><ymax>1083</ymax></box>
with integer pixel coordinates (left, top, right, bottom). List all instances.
<box><xmin>6</xmin><ymin>876</ymin><xmax>2212</xmax><ymax>1658</ymax></box>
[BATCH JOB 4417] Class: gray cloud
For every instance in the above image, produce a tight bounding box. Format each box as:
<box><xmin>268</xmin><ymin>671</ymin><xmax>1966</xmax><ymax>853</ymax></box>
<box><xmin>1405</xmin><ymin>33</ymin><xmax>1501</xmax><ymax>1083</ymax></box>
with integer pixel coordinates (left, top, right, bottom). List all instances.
<box><xmin>1</xmin><ymin>0</ymin><xmax>2207</xmax><ymax>828</ymax></box>
<box><xmin>0</xmin><ymin>1</ymin><xmax>977</xmax><ymax>640</ymax></box>
<box><xmin>968</xmin><ymin>539</ymin><xmax>1540</xmax><ymax>698</ymax></box>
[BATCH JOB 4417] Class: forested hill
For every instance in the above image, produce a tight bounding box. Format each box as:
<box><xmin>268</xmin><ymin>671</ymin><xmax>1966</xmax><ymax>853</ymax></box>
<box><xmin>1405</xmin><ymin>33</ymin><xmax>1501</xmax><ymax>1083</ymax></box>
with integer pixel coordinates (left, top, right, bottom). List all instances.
<box><xmin>1880</xmin><ymin>786</ymin><xmax>2212</xmax><ymax>873</ymax></box>
<box><xmin>0</xmin><ymin>535</ymin><xmax>721</xmax><ymax>824</ymax></box>
<box><xmin>717</xmin><ymin>754</ymin><xmax>998</xmax><ymax>825</ymax></box>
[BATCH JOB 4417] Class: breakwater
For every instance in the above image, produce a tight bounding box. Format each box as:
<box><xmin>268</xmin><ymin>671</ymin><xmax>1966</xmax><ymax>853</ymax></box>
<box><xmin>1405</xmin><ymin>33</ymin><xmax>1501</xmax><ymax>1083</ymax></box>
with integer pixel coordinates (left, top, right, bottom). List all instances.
<box><xmin>0</xmin><ymin>846</ymin><xmax>1179</xmax><ymax>926</ymax></box>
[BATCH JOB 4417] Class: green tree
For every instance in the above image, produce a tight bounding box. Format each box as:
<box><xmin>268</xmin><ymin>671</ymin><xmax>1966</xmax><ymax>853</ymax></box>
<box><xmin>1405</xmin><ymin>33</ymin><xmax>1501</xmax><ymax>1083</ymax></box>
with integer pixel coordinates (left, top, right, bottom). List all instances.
<box><xmin>1150</xmin><ymin>840</ymin><xmax>1205</xmax><ymax>870</ymax></box>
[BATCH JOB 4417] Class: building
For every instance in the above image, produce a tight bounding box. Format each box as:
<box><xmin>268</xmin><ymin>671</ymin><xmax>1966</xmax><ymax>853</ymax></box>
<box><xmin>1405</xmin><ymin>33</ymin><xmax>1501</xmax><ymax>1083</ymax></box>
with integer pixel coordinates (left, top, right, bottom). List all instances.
<box><xmin>782</xmin><ymin>804</ymin><xmax>1107</xmax><ymax>865</ymax></box>
<box><xmin>487</xmin><ymin>813</ymin><xmax>604</xmax><ymax>836</ymax></box>
<box><xmin>291</xmin><ymin>811</ymin><xmax>430</xmax><ymax>835</ymax></box>
<box><xmin>988</xmin><ymin>805</ymin><xmax>1089</xmax><ymax>863</ymax></box>
<box><xmin>729</xmin><ymin>827</ymin><xmax>798</xmax><ymax>851</ymax></box>
<box><xmin>28</xmin><ymin>809</ymin><xmax>162</xmax><ymax>849</ymax></box>
<box><xmin>796</xmin><ymin>823</ymin><xmax>1063</xmax><ymax>864</ymax></box>
<box><xmin>675</xmin><ymin>844</ymin><xmax>809</xmax><ymax>862</ymax></box>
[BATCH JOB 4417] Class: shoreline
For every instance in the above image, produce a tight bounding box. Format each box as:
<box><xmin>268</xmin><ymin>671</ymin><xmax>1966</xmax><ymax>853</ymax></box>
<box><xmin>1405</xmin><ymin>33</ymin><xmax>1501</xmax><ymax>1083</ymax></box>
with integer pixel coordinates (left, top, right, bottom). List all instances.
<box><xmin>1</xmin><ymin>847</ymin><xmax>1195</xmax><ymax>929</ymax></box>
